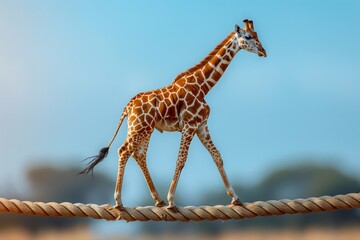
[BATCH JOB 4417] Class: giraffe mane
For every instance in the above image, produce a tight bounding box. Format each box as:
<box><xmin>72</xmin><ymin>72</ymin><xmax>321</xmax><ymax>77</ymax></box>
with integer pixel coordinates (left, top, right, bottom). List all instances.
<box><xmin>173</xmin><ymin>31</ymin><xmax>235</xmax><ymax>82</ymax></box>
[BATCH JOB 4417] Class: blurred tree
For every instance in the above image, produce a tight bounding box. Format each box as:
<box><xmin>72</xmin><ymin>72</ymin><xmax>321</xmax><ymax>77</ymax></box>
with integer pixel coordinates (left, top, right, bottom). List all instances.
<box><xmin>0</xmin><ymin>163</ymin><xmax>113</xmax><ymax>231</ymax></box>
<box><xmin>250</xmin><ymin>162</ymin><xmax>360</xmax><ymax>229</ymax></box>
<box><xmin>257</xmin><ymin>162</ymin><xmax>360</xmax><ymax>200</ymax></box>
<box><xmin>27</xmin><ymin>164</ymin><xmax>113</xmax><ymax>204</ymax></box>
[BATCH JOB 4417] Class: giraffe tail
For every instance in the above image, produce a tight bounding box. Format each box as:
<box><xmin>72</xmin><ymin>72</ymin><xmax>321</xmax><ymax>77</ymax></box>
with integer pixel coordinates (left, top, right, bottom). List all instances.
<box><xmin>79</xmin><ymin>109</ymin><xmax>127</xmax><ymax>175</ymax></box>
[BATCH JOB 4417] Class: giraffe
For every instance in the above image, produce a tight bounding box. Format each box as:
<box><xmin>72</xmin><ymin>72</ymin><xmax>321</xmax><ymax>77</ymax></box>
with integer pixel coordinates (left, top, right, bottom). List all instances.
<box><xmin>80</xmin><ymin>19</ymin><xmax>267</xmax><ymax>211</ymax></box>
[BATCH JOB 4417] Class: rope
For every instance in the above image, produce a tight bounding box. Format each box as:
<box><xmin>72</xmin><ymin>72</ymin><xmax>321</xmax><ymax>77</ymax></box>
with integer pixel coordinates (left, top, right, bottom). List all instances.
<box><xmin>0</xmin><ymin>193</ymin><xmax>359</xmax><ymax>222</ymax></box>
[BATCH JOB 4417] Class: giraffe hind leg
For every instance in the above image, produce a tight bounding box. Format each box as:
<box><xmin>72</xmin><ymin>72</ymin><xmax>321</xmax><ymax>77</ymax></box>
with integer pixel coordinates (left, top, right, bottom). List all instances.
<box><xmin>114</xmin><ymin>131</ymin><xmax>152</xmax><ymax>210</ymax></box>
<box><xmin>132</xmin><ymin>137</ymin><xmax>165</xmax><ymax>207</ymax></box>
<box><xmin>114</xmin><ymin>141</ymin><xmax>132</xmax><ymax>211</ymax></box>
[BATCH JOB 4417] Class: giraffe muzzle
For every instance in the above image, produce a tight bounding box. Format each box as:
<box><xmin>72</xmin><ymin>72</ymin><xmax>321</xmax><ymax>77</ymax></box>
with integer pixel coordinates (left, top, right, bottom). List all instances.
<box><xmin>257</xmin><ymin>49</ymin><xmax>267</xmax><ymax>57</ymax></box>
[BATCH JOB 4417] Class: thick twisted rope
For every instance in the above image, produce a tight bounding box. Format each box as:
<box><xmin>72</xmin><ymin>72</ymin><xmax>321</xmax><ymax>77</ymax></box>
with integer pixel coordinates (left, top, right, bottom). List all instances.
<box><xmin>0</xmin><ymin>193</ymin><xmax>359</xmax><ymax>222</ymax></box>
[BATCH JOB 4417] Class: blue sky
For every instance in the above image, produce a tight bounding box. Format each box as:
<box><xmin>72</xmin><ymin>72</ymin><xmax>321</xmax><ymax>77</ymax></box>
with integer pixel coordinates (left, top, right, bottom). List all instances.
<box><xmin>0</xmin><ymin>0</ymin><xmax>359</xmax><ymax>234</ymax></box>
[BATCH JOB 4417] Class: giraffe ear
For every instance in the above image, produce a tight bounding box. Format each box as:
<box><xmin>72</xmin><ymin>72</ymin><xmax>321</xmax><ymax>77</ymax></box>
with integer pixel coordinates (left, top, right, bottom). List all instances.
<box><xmin>235</xmin><ymin>24</ymin><xmax>242</xmax><ymax>33</ymax></box>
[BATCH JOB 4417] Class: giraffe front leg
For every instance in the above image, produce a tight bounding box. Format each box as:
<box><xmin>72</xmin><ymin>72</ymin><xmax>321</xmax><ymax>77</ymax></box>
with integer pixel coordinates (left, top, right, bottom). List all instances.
<box><xmin>196</xmin><ymin>123</ymin><xmax>241</xmax><ymax>206</ymax></box>
<box><xmin>167</xmin><ymin>126</ymin><xmax>196</xmax><ymax>212</ymax></box>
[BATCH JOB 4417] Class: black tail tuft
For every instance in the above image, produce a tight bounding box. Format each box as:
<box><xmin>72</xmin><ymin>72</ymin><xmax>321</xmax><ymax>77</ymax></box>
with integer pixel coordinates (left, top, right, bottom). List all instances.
<box><xmin>79</xmin><ymin>147</ymin><xmax>109</xmax><ymax>175</ymax></box>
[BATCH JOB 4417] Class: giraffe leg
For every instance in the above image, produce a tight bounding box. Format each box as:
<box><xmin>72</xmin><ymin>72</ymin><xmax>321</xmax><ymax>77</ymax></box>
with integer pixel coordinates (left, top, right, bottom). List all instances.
<box><xmin>196</xmin><ymin>123</ymin><xmax>241</xmax><ymax>205</ymax></box>
<box><xmin>113</xmin><ymin>140</ymin><xmax>133</xmax><ymax>211</ymax></box>
<box><xmin>132</xmin><ymin>137</ymin><xmax>165</xmax><ymax>207</ymax></box>
<box><xmin>114</xmin><ymin>132</ymin><xmax>148</xmax><ymax>210</ymax></box>
<box><xmin>167</xmin><ymin>126</ymin><xmax>196</xmax><ymax>211</ymax></box>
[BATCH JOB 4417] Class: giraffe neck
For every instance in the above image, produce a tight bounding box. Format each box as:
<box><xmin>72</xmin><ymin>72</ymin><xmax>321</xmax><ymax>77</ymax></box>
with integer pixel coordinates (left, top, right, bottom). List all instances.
<box><xmin>172</xmin><ymin>32</ymin><xmax>240</xmax><ymax>97</ymax></box>
<box><xmin>197</xmin><ymin>33</ymin><xmax>240</xmax><ymax>95</ymax></box>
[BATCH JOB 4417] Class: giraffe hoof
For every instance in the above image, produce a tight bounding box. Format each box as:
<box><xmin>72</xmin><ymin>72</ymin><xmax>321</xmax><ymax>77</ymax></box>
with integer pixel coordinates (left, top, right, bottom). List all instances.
<box><xmin>114</xmin><ymin>204</ymin><xmax>125</xmax><ymax>211</ymax></box>
<box><xmin>155</xmin><ymin>200</ymin><xmax>166</xmax><ymax>207</ymax></box>
<box><xmin>231</xmin><ymin>198</ymin><xmax>242</xmax><ymax>206</ymax></box>
<box><xmin>166</xmin><ymin>205</ymin><xmax>178</xmax><ymax>213</ymax></box>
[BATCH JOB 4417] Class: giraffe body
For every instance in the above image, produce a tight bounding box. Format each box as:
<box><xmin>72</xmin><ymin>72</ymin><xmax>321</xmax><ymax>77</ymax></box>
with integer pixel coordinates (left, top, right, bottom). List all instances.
<box><xmin>81</xmin><ymin>19</ymin><xmax>266</xmax><ymax>211</ymax></box>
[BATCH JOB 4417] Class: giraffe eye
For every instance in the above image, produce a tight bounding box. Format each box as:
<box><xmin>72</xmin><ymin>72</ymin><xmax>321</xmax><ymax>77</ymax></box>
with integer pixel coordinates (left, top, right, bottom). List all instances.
<box><xmin>244</xmin><ymin>35</ymin><xmax>252</xmax><ymax>40</ymax></box>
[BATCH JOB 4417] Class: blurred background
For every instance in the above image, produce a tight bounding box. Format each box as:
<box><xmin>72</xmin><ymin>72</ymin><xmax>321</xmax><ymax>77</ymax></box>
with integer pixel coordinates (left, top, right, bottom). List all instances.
<box><xmin>0</xmin><ymin>0</ymin><xmax>359</xmax><ymax>239</ymax></box>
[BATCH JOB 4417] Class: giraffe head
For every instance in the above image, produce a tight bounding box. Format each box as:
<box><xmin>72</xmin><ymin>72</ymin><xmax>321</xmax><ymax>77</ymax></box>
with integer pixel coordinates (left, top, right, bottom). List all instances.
<box><xmin>235</xmin><ymin>19</ymin><xmax>267</xmax><ymax>57</ymax></box>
